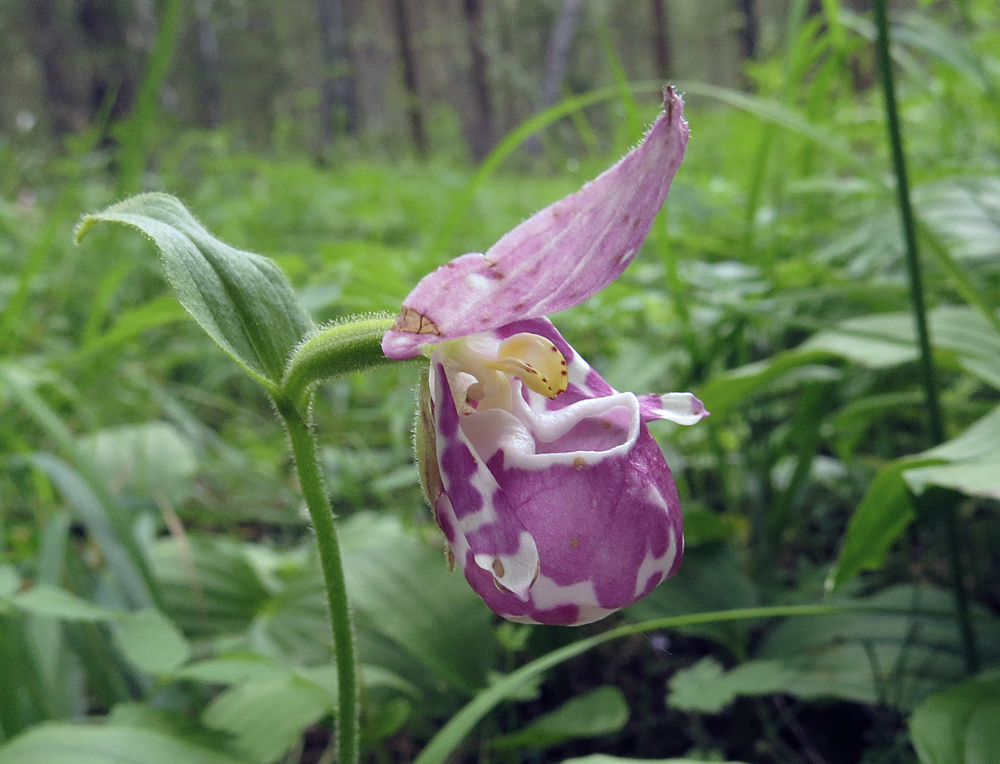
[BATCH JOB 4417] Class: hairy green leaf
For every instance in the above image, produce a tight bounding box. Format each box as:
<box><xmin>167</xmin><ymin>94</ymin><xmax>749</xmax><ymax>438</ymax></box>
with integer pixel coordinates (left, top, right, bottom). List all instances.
<box><xmin>76</xmin><ymin>193</ymin><xmax>314</xmax><ymax>389</ymax></box>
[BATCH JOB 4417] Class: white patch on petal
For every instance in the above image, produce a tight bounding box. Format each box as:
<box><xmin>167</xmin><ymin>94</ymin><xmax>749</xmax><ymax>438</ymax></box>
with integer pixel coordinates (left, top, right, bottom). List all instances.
<box><xmin>466</xmin><ymin>273</ymin><xmax>492</xmax><ymax>294</ymax></box>
<box><xmin>645</xmin><ymin>483</ymin><xmax>670</xmax><ymax>512</ymax></box>
<box><xmin>633</xmin><ymin>525</ymin><xmax>678</xmax><ymax>599</ymax></box>
<box><xmin>501</xmin><ymin>388</ymin><xmax>641</xmax><ymax>471</ymax></box>
<box><xmin>506</xmin><ymin>573</ymin><xmax>617</xmax><ymax>625</ymax></box>
<box><xmin>430</xmin><ymin>358</ymin><xmax>541</xmax><ymax>593</ymax></box>
<box><xmin>473</xmin><ymin>530</ymin><xmax>538</xmax><ymax>600</ymax></box>
<box><xmin>529</xmin><ymin>573</ymin><xmax>600</xmax><ymax>611</ymax></box>
<box><xmin>459</xmin><ymin>408</ymin><xmax>533</xmax><ymax>464</ymax></box>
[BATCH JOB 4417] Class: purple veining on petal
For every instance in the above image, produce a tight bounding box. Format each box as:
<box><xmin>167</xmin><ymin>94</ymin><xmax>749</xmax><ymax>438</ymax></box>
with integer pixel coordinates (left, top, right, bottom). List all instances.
<box><xmin>382</xmin><ymin>88</ymin><xmax>689</xmax><ymax>360</ymax></box>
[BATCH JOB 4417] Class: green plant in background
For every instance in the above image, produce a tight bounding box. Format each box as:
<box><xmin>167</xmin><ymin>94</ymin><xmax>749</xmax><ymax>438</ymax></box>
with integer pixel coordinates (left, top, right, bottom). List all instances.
<box><xmin>2</xmin><ymin>0</ymin><xmax>1000</xmax><ymax>762</ymax></box>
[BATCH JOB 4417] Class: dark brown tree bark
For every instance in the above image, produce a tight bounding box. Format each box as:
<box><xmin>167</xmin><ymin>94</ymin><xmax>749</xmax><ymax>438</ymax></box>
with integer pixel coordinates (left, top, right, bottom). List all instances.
<box><xmin>389</xmin><ymin>0</ymin><xmax>427</xmax><ymax>155</ymax></box>
<box><xmin>316</xmin><ymin>0</ymin><xmax>358</xmax><ymax>144</ymax></box>
<box><xmin>462</xmin><ymin>0</ymin><xmax>495</xmax><ymax>160</ymax></box>
<box><xmin>649</xmin><ymin>0</ymin><xmax>672</xmax><ymax>80</ymax></box>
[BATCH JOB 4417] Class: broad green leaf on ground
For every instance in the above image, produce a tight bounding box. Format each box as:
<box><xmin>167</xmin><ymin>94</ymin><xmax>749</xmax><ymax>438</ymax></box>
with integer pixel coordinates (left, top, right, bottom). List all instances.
<box><xmin>10</xmin><ymin>586</ymin><xmax>121</xmax><ymax>622</ymax></box>
<box><xmin>830</xmin><ymin>404</ymin><xmax>1000</xmax><ymax>589</ymax></box>
<box><xmin>805</xmin><ymin>308</ymin><xmax>1000</xmax><ymax>390</ymax></box>
<box><xmin>107</xmin><ymin>704</ymin><xmax>243</xmax><ymax>757</ymax></box>
<box><xmin>172</xmin><ymin>653</ymin><xmax>288</xmax><ymax>685</ymax></box>
<box><xmin>79</xmin><ymin>422</ymin><xmax>198</xmax><ymax>506</ymax></box>
<box><xmin>922</xmin><ymin>405</ymin><xmax>1000</xmax><ymax>463</ymax></box>
<box><xmin>904</xmin><ymin>463</ymin><xmax>1000</xmax><ymax>501</ymax></box>
<box><xmin>0</xmin><ymin>724</ymin><xmax>245</xmax><ymax>764</ymax></box>
<box><xmin>669</xmin><ymin>586</ymin><xmax>1000</xmax><ymax>713</ymax></box>
<box><xmin>894</xmin><ymin>14</ymin><xmax>996</xmax><ymax>95</ymax></box>
<box><xmin>114</xmin><ymin>608</ymin><xmax>191</xmax><ymax>675</ymax></box>
<box><xmin>704</xmin><ymin>308</ymin><xmax>1000</xmax><ymax>423</ymax></box>
<box><xmin>915</xmin><ymin>178</ymin><xmax>1000</xmax><ymax>261</ymax></box>
<box><xmin>910</xmin><ymin>670</ymin><xmax>1000</xmax><ymax>764</ymax></box>
<box><xmin>800</xmin><ymin>314</ymin><xmax>919</xmax><ymax>367</ymax></box>
<box><xmin>153</xmin><ymin>514</ymin><xmax>496</xmax><ymax>708</ymax></box>
<box><xmin>151</xmin><ymin>534</ymin><xmax>271</xmax><ymax>638</ymax></box>
<box><xmin>8</xmin><ymin>588</ymin><xmax>189</xmax><ymax>676</ymax></box>
<box><xmin>826</xmin><ymin>458</ymin><xmax>935</xmax><ymax>590</ymax></box>
<box><xmin>201</xmin><ymin>672</ymin><xmax>331</xmax><ymax>764</ymax></box>
<box><xmin>76</xmin><ymin>193</ymin><xmax>315</xmax><ymax>389</ymax></box>
<box><xmin>339</xmin><ymin>513</ymin><xmax>498</xmax><ymax>701</ymax></box>
<box><xmin>670</xmin><ymin>657</ymin><xmax>801</xmax><ymax>713</ymax></box>
<box><xmin>491</xmin><ymin>685</ymin><xmax>629</xmax><ymax>751</ymax></box>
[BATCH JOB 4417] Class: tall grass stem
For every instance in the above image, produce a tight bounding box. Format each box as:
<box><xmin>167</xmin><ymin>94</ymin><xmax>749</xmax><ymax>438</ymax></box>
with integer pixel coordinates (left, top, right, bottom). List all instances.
<box><xmin>281</xmin><ymin>404</ymin><xmax>359</xmax><ymax>764</ymax></box>
<box><xmin>872</xmin><ymin>0</ymin><xmax>977</xmax><ymax>673</ymax></box>
<box><xmin>118</xmin><ymin>0</ymin><xmax>184</xmax><ymax>195</ymax></box>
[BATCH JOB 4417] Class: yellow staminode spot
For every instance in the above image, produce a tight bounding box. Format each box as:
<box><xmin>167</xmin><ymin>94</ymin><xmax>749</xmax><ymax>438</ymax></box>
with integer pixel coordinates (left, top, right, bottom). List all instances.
<box><xmin>486</xmin><ymin>333</ymin><xmax>568</xmax><ymax>399</ymax></box>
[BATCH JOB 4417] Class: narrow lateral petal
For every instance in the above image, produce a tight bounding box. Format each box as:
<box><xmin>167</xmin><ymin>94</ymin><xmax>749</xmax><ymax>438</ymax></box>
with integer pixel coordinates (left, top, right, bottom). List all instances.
<box><xmin>382</xmin><ymin>87</ymin><xmax>689</xmax><ymax>359</ymax></box>
<box><xmin>638</xmin><ymin>392</ymin><xmax>709</xmax><ymax>425</ymax></box>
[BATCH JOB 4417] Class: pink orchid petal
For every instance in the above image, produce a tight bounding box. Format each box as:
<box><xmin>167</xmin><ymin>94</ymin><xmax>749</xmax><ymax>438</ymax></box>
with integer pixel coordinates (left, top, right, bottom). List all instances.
<box><xmin>382</xmin><ymin>87</ymin><xmax>689</xmax><ymax>360</ymax></box>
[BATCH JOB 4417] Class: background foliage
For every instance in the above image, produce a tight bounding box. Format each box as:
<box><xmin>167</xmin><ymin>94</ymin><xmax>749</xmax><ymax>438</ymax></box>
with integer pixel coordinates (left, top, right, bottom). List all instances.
<box><xmin>1</xmin><ymin>0</ymin><xmax>999</xmax><ymax>762</ymax></box>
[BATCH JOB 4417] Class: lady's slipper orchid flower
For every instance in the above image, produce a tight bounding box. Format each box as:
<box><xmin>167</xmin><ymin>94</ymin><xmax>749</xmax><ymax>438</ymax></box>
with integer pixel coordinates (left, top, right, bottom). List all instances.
<box><xmin>383</xmin><ymin>88</ymin><xmax>707</xmax><ymax>626</ymax></box>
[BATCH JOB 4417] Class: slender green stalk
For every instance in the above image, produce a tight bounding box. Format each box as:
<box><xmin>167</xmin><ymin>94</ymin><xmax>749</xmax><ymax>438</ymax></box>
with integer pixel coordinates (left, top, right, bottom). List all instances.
<box><xmin>872</xmin><ymin>0</ymin><xmax>977</xmax><ymax>673</ymax></box>
<box><xmin>280</xmin><ymin>401</ymin><xmax>359</xmax><ymax>764</ymax></box>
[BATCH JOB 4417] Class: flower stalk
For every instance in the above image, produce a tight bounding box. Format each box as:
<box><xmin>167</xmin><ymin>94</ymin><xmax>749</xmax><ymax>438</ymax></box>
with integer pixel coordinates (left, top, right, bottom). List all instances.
<box><xmin>279</xmin><ymin>398</ymin><xmax>359</xmax><ymax>764</ymax></box>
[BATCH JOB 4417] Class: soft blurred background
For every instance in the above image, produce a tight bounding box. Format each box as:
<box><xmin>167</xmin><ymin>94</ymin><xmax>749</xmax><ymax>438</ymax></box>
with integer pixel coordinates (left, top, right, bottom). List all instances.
<box><xmin>1</xmin><ymin>1</ymin><xmax>999</xmax><ymax>763</ymax></box>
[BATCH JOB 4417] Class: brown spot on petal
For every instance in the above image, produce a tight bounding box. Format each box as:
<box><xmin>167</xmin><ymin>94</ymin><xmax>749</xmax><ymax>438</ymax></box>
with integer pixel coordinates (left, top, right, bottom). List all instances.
<box><xmin>573</xmin><ymin>456</ymin><xmax>586</xmax><ymax>470</ymax></box>
<box><xmin>392</xmin><ymin>306</ymin><xmax>440</xmax><ymax>335</ymax></box>
<box><xmin>568</xmin><ymin>537</ymin><xmax>579</xmax><ymax>549</ymax></box>
<box><xmin>491</xmin><ymin>558</ymin><xmax>505</xmax><ymax>578</ymax></box>
<box><xmin>445</xmin><ymin>544</ymin><xmax>455</xmax><ymax>572</ymax></box>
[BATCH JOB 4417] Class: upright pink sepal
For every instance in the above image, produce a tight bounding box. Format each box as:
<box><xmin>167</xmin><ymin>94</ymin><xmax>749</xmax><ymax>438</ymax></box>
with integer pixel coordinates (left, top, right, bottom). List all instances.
<box><xmin>382</xmin><ymin>87</ymin><xmax>689</xmax><ymax>360</ymax></box>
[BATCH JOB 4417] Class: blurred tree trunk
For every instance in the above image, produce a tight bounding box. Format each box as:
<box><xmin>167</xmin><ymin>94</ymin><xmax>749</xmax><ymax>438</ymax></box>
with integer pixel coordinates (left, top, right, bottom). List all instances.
<box><xmin>462</xmin><ymin>0</ymin><xmax>495</xmax><ymax>160</ymax></box>
<box><xmin>193</xmin><ymin>0</ymin><xmax>222</xmax><ymax>128</ymax></box>
<box><xmin>389</xmin><ymin>0</ymin><xmax>427</xmax><ymax>155</ymax></box>
<box><xmin>316</xmin><ymin>0</ymin><xmax>358</xmax><ymax>146</ymax></box>
<box><xmin>26</xmin><ymin>0</ymin><xmax>137</xmax><ymax>135</ymax></box>
<box><xmin>738</xmin><ymin>0</ymin><xmax>758</xmax><ymax>63</ymax></box>
<box><xmin>649</xmin><ymin>0</ymin><xmax>672</xmax><ymax>81</ymax></box>
<box><xmin>540</xmin><ymin>0</ymin><xmax>583</xmax><ymax>106</ymax></box>
<box><xmin>131</xmin><ymin>0</ymin><xmax>154</xmax><ymax>49</ymax></box>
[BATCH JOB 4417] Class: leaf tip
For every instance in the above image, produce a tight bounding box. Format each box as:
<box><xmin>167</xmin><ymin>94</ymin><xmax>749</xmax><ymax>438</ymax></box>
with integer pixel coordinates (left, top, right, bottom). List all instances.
<box><xmin>73</xmin><ymin>215</ymin><xmax>98</xmax><ymax>245</ymax></box>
